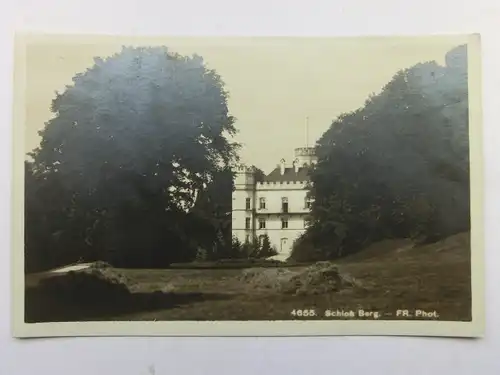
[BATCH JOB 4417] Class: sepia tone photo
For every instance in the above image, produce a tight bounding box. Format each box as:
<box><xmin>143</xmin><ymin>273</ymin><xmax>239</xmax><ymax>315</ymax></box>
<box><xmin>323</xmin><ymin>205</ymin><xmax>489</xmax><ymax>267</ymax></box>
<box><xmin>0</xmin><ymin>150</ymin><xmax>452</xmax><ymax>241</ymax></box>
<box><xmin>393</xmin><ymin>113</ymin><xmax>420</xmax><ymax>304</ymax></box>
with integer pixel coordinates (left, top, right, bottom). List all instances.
<box><xmin>12</xmin><ymin>34</ymin><xmax>484</xmax><ymax>337</ymax></box>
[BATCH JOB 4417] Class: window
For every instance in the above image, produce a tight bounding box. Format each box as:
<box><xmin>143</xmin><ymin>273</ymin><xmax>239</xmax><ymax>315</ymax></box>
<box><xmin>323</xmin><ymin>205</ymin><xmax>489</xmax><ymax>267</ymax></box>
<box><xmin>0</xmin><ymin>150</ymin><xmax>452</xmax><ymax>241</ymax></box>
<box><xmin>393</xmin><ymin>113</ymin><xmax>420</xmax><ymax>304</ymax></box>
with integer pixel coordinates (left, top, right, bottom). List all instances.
<box><xmin>281</xmin><ymin>197</ymin><xmax>289</xmax><ymax>213</ymax></box>
<box><xmin>258</xmin><ymin>217</ymin><xmax>266</xmax><ymax>229</ymax></box>
<box><xmin>281</xmin><ymin>218</ymin><xmax>288</xmax><ymax>229</ymax></box>
<box><xmin>259</xmin><ymin>197</ymin><xmax>266</xmax><ymax>210</ymax></box>
<box><xmin>245</xmin><ymin>198</ymin><xmax>251</xmax><ymax>210</ymax></box>
<box><xmin>245</xmin><ymin>217</ymin><xmax>251</xmax><ymax>229</ymax></box>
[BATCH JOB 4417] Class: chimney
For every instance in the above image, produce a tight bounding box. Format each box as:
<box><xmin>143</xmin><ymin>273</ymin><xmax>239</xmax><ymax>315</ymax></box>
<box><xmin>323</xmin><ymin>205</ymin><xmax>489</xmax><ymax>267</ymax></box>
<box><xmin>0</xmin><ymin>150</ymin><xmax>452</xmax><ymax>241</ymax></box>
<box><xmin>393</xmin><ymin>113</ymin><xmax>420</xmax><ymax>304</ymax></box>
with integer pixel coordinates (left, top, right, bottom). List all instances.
<box><xmin>280</xmin><ymin>159</ymin><xmax>286</xmax><ymax>175</ymax></box>
<box><xmin>293</xmin><ymin>158</ymin><xmax>299</xmax><ymax>173</ymax></box>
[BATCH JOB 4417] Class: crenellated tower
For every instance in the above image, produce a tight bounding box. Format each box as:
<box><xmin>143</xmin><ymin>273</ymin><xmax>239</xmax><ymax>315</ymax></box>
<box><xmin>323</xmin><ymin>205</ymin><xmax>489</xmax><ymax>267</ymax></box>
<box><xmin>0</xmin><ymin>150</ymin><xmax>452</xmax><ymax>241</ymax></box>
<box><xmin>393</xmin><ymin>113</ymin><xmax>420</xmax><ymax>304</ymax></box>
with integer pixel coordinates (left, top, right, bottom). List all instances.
<box><xmin>294</xmin><ymin>147</ymin><xmax>318</xmax><ymax>167</ymax></box>
<box><xmin>232</xmin><ymin>165</ymin><xmax>257</xmax><ymax>244</ymax></box>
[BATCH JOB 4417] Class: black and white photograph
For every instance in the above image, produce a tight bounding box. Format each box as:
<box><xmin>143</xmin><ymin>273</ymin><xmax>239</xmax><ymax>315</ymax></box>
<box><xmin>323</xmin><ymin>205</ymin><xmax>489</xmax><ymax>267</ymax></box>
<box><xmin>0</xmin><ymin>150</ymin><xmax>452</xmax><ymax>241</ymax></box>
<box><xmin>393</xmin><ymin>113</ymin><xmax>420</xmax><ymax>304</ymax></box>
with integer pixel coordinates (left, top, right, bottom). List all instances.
<box><xmin>12</xmin><ymin>34</ymin><xmax>484</xmax><ymax>337</ymax></box>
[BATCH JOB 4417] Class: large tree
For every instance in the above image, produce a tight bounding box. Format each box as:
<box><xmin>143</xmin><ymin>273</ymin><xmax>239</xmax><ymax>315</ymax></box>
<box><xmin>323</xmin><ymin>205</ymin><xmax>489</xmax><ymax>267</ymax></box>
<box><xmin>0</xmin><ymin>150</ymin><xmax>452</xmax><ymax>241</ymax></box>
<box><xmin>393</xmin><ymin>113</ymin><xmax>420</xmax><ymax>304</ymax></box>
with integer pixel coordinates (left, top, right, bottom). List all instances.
<box><xmin>26</xmin><ymin>46</ymin><xmax>239</xmax><ymax>271</ymax></box>
<box><xmin>291</xmin><ymin>45</ymin><xmax>469</xmax><ymax>261</ymax></box>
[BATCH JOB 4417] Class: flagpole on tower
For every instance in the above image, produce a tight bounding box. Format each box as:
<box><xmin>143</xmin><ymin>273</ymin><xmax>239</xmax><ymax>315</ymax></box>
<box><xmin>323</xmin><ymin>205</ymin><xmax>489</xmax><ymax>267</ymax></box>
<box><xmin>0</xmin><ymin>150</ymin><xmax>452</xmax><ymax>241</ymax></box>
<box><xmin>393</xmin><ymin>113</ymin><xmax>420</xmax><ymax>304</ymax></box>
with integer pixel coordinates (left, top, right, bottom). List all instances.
<box><xmin>305</xmin><ymin>116</ymin><xmax>309</xmax><ymax>148</ymax></box>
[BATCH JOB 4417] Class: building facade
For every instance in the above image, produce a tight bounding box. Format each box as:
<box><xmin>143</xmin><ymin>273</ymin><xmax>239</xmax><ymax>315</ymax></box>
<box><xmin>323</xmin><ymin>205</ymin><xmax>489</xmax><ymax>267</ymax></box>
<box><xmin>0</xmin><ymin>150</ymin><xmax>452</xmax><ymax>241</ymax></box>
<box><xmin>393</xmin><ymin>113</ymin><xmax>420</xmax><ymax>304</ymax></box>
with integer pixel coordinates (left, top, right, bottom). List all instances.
<box><xmin>231</xmin><ymin>147</ymin><xmax>317</xmax><ymax>259</ymax></box>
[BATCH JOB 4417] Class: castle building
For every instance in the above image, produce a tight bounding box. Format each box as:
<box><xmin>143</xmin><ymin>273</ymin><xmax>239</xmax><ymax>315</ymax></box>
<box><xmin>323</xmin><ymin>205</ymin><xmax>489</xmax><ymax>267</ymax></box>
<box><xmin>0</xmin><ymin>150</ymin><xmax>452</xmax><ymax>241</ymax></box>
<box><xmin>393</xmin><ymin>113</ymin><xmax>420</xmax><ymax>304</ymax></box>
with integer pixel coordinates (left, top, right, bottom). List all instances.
<box><xmin>231</xmin><ymin>147</ymin><xmax>317</xmax><ymax>259</ymax></box>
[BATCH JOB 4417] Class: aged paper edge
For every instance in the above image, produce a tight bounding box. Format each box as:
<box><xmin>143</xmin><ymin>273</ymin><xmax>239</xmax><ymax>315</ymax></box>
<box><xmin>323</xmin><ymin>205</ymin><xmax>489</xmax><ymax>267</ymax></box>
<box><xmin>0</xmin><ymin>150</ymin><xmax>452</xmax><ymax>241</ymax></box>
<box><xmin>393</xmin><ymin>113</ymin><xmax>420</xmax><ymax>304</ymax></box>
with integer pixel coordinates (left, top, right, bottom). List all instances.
<box><xmin>11</xmin><ymin>33</ymin><xmax>485</xmax><ymax>338</ymax></box>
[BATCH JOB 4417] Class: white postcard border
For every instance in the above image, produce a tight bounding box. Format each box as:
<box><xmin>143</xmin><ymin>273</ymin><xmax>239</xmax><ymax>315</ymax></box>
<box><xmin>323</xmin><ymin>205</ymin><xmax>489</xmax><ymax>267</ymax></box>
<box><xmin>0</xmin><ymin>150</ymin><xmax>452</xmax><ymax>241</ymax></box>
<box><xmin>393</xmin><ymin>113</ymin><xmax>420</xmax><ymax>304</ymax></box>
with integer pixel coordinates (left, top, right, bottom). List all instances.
<box><xmin>11</xmin><ymin>33</ymin><xmax>485</xmax><ymax>338</ymax></box>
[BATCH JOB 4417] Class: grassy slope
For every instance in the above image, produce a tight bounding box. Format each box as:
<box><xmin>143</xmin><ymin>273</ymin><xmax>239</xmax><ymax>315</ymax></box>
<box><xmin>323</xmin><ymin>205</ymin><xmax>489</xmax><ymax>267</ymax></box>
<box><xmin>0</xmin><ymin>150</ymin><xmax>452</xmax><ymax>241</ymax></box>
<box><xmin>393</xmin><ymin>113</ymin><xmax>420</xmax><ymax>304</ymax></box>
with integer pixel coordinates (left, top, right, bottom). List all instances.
<box><xmin>25</xmin><ymin>232</ymin><xmax>472</xmax><ymax>322</ymax></box>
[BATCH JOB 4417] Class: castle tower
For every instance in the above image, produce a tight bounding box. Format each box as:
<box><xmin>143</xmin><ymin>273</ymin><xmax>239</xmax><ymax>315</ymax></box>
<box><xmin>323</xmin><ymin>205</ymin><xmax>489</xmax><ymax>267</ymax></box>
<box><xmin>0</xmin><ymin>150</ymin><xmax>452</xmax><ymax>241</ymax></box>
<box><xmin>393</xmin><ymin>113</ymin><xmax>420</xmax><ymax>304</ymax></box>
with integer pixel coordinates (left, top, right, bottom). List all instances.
<box><xmin>295</xmin><ymin>116</ymin><xmax>318</xmax><ymax>167</ymax></box>
<box><xmin>294</xmin><ymin>147</ymin><xmax>317</xmax><ymax>167</ymax></box>
<box><xmin>232</xmin><ymin>165</ymin><xmax>257</xmax><ymax>245</ymax></box>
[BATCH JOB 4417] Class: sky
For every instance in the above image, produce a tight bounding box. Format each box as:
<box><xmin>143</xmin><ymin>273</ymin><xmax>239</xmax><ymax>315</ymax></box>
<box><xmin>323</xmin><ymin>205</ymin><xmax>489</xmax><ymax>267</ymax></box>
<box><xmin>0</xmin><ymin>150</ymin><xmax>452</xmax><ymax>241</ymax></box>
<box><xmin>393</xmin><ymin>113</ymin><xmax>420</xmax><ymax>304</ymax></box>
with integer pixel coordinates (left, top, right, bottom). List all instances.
<box><xmin>23</xmin><ymin>35</ymin><xmax>468</xmax><ymax>173</ymax></box>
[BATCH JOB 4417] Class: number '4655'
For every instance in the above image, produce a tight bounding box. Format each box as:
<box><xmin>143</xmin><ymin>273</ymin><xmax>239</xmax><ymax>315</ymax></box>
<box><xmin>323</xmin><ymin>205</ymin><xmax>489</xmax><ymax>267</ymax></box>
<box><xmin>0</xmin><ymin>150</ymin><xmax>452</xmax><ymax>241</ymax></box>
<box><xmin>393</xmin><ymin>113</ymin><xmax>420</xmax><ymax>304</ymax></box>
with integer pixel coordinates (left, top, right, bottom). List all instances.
<box><xmin>291</xmin><ymin>309</ymin><xmax>316</xmax><ymax>317</ymax></box>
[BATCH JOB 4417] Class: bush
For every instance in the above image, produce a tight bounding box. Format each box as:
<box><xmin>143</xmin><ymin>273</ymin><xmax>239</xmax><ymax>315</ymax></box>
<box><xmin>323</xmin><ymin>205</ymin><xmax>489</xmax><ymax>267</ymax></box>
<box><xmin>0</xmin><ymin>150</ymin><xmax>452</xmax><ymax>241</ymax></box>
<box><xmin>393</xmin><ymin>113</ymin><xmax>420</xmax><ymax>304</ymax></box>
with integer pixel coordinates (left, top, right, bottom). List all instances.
<box><xmin>240</xmin><ymin>236</ymin><xmax>258</xmax><ymax>258</ymax></box>
<box><xmin>289</xmin><ymin>230</ymin><xmax>341</xmax><ymax>262</ymax></box>
<box><xmin>190</xmin><ymin>235</ymin><xmax>279</xmax><ymax>262</ymax></box>
<box><xmin>169</xmin><ymin>258</ymin><xmax>286</xmax><ymax>269</ymax></box>
<box><xmin>229</xmin><ymin>236</ymin><xmax>247</xmax><ymax>259</ymax></box>
<box><xmin>256</xmin><ymin>234</ymin><xmax>278</xmax><ymax>258</ymax></box>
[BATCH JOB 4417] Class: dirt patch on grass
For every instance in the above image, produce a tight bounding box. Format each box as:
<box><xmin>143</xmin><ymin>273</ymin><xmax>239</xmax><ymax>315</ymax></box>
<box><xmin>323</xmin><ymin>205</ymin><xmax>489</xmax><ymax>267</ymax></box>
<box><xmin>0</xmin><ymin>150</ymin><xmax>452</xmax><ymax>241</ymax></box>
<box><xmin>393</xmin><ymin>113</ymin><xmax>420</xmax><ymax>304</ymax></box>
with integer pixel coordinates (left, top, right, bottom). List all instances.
<box><xmin>240</xmin><ymin>261</ymin><xmax>364</xmax><ymax>295</ymax></box>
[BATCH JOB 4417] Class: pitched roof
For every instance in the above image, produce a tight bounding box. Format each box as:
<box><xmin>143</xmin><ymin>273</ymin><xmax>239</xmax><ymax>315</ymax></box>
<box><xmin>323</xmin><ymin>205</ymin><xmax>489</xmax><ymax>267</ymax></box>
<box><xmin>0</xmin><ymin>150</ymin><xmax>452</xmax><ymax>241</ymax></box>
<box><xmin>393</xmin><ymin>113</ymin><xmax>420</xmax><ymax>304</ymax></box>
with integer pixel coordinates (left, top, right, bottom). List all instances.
<box><xmin>263</xmin><ymin>166</ymin><xmax>311</xmax><ymax>183</ymax></box>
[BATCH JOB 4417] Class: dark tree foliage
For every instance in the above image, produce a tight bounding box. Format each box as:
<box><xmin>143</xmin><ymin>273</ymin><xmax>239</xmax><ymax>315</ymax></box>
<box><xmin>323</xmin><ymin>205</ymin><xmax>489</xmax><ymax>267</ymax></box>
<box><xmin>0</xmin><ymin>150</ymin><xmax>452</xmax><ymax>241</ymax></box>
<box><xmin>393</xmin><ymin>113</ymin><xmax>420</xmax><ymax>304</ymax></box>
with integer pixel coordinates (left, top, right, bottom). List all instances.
<box><xmin>291</xmin><ymin>45</ymin><xmax>469</xmax><ymax>262</ymax></box>
<box><xmin>240</xmin><ymin>235</ymin><xmax>258</xmax><ymax>258</ymax></box>
<box><xmin>256</xmin><ymin>234</ymin><xmax>278</xmax><ymax>258</ymax></box>
<box><xmin>229</xmin><ymin>236</ymin><xmax>246</xmax><ymax>259</ymax></box>
<box><xmin>190</xmin><ymin>167</ymin><xmax>235</xmax><ymax>260</ymax></box>
<box><xmin>237</xmin><ymin>234</ymin><xmax>278</xmax><ymax>259</ymax></box>
<box><xmin>252</xmin><ymin>166</ymin><xmax>266</xmax><ymax>182</ymax></box>
<box><xmin>26</xmin><ymin>46</ymin><xmax>239</xmax><ymax>272</ymax></box>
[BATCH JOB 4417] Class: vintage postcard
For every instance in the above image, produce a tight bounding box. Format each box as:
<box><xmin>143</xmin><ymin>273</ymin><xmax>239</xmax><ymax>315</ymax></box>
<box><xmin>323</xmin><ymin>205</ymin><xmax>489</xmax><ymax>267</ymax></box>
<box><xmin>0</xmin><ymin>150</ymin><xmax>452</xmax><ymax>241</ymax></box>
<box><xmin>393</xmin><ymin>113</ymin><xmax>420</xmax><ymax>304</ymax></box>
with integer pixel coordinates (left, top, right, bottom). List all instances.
<box><xmin>12</xmin><ymin>33</ymin><xmax>484</xmax><ymax>337</ymax></box>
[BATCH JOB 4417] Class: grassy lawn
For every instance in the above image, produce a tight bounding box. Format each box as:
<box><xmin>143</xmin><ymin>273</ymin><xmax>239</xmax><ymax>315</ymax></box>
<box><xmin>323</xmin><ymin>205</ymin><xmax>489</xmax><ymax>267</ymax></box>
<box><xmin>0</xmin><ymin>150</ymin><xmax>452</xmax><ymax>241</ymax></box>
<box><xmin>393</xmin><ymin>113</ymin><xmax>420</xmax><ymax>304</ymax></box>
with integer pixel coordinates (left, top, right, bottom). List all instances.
<box><xmin>24</xmin><ymin>232</ymin><xmax>472</xmax><ymax>322</ymax></box>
